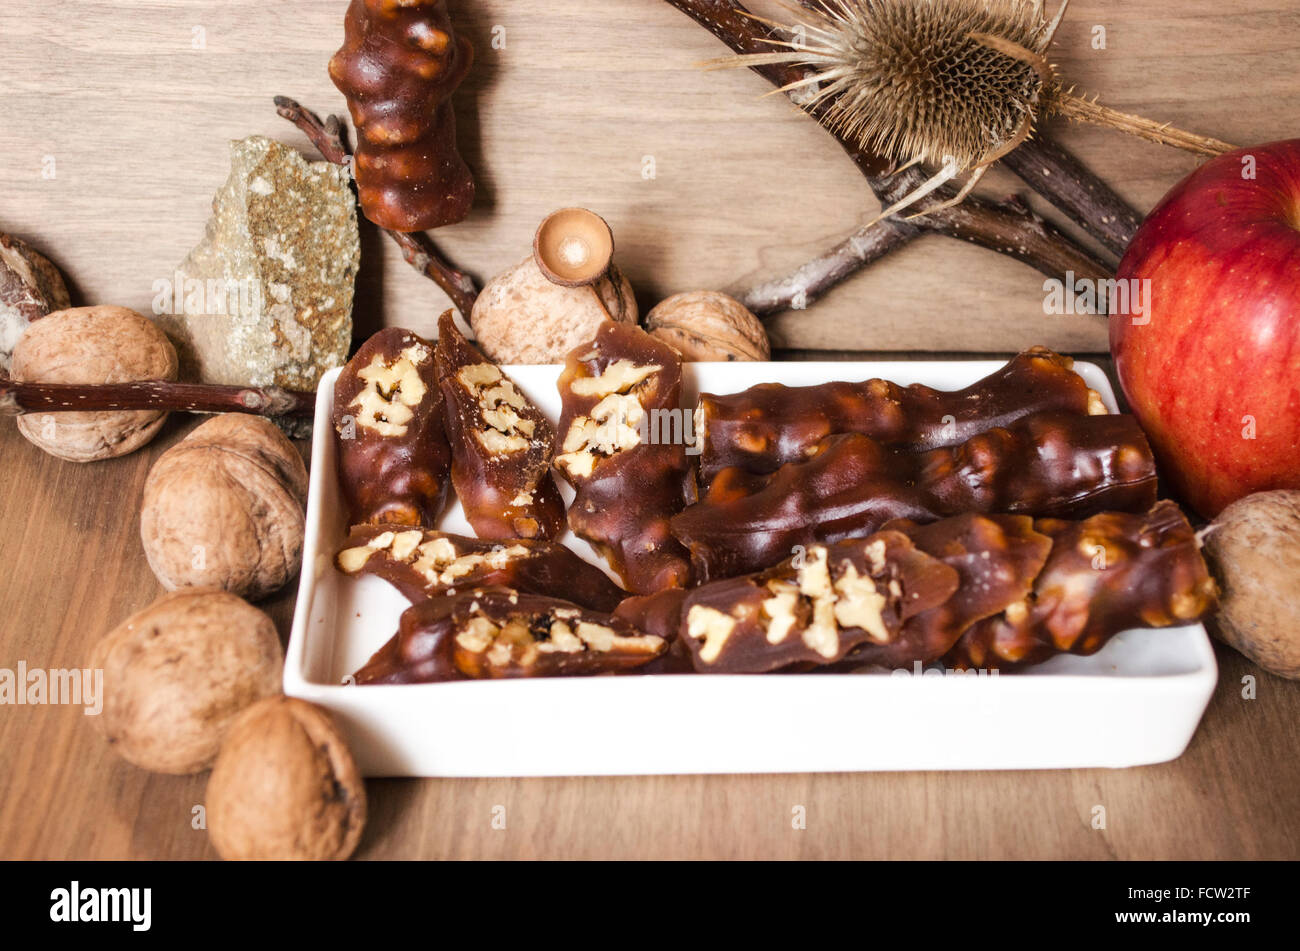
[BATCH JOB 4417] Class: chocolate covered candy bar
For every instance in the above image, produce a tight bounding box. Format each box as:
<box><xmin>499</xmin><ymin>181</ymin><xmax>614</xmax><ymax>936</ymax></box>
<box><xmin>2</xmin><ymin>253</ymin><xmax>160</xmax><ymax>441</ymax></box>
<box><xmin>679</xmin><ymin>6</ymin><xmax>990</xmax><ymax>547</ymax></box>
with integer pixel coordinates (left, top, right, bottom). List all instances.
<box><xmin>673</xmin><ymin>410</ymin><xmax>1156</xmax><ymax>581</ymax></box>
<box><xmin>679</xmin><ymin>532</ymin><xmax>962</xmax><ymax>673</ymax></box>
<box><xmin>945</xmin><ymin>501</ymin><xmax>1217</xmax><ymax>671</ymax></box>
<box><xmin>333</xmin><ymin>327</ymin><xmax>451</xmax><ymax>527</ymax></box>
<box><xmin>335</xmin><ymin>525</ymin><xmax>627</xmax><ymax>612</ymax></box>
<box><xmin>354</xmin><ymin>588</ymin><xmax>665</xmax><ymax>683</ymax></box>
<box><xmin>553</xmin><ymin>322</ymin><xmax>693</xmax><ymax>594</ymax></box>
<box><xmin>697</xmin><ymin>347</ymin><xmax>1105</xmax><ymax>487</ymax></box>
<box><xmin>435</xmin><ymin>310</ymin><xmax>565</xmax><ymax>540</ymax></box>
<box><xmin>841</xmin><ymin>513</ymin><xmax>1053</xmax><ymax>669</ymax></box>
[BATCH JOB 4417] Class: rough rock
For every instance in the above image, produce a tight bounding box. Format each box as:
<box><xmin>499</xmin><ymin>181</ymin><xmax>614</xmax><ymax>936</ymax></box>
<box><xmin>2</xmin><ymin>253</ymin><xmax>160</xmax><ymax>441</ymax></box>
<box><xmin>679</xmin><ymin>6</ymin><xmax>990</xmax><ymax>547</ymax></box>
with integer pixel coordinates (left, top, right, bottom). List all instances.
<box><xmin>157</xmin><ymin>136</ymin><xmax>359</xmax><ymax>393</ymax></box>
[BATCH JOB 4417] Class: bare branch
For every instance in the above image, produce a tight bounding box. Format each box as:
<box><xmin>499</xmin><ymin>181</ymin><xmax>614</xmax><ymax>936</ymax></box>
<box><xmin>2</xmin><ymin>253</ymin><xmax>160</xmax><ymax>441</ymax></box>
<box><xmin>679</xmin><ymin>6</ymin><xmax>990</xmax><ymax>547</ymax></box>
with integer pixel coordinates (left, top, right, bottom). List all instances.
<box><xmin>0</xmin><ymin>379</ymin><xmax>315</xmax><ymax>418</ymax></box>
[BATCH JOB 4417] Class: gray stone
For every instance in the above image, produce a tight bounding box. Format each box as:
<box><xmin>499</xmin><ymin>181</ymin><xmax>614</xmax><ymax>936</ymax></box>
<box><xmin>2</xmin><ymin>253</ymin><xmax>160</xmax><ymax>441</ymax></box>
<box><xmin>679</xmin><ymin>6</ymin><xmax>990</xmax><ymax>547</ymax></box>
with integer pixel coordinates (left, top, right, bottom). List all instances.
<box><xmin>157</xmin><ymin>136</ymin><xmax>359</xmax><ymax>393</ymax></box>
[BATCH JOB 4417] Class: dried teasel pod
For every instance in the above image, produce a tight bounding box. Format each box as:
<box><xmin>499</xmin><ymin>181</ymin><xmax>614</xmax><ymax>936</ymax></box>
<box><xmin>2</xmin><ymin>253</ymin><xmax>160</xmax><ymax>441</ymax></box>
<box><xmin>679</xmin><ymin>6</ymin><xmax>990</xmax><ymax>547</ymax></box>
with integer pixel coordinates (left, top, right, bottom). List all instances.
<box><xmin>709</xmin><ymin>0</ymin><xmax>1235</xmax><ymax>222</ymax></box>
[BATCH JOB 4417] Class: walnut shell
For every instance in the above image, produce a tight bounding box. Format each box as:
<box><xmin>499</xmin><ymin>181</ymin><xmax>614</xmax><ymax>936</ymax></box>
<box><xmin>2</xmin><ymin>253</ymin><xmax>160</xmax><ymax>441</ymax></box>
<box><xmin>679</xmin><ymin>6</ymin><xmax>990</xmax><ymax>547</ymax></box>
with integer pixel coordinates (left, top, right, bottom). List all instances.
<box><xmin>1203</xmin><ymin>490</ymin><xmax>1300</xmax><ymax>680</ymax></box>
<box><xmin>645</xmin><ymin>291</ymin><xmax>770</xmax><ymax>361</ymax></box>
<box><xmin>12</xmin><ymin>306</ymin><xmax>178</xmax><ymax>462</ymax></box>
<box><xmin>0</xmin><ymin>233</ymin><xmax>70</xmax><ymax>372</ymax></box>
<box><xmin>141</xmin><ymin>413</ymin><xmax>308</xmax><ymax>600</ymax></box>
<box><xmin>89</xmin><ymin>588</ymin><xmax>283</xmax><ymax>774</ymax></box>
<box><xmin>206</xmin><ymin>697</ymin><xmax>366</xmax><ymax>861</ymax></box>
<box><xmin>470</xmin><ymin>253</ymin><xmax>637</xmax><ymax>364</ymax></box>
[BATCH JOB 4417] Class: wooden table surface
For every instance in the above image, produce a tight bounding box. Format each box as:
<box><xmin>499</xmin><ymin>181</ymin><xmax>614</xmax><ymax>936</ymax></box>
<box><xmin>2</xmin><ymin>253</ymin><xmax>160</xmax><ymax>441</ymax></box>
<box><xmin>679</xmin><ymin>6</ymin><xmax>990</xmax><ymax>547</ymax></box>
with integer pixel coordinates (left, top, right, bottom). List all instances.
<box><xmin>3</xmin><ymin>0</ymin><xmax>1300</xmax><ymax>860</ymax></box>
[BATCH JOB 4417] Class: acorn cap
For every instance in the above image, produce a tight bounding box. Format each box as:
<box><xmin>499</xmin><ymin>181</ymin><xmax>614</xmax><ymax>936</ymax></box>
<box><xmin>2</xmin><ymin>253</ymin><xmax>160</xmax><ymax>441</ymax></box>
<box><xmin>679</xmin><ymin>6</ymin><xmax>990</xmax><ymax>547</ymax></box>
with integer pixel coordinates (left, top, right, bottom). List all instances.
<box><xmin>533</xmin><ymin>208</ymin><xmax>614</xmax><ymax>287</ymax></box>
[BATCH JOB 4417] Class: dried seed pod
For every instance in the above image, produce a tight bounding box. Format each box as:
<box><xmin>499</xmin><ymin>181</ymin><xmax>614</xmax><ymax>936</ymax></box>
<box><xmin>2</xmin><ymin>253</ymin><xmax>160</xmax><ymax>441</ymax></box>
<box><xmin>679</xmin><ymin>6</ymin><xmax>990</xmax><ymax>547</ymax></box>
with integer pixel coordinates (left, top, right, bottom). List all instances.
<box><xmin>470</xmin><ymin>254</ymin><xmax>638</xmax><ymax>365</ymax></box>
<box><xmin>714</xmin><ymin>0</ymin><xmax>1234</xmax><ymax>222</ymax></box>
<box><xmin>435</xmin><ymin>310</ymin><xmax>566</xmax><ymax>540</ymax></box>
<box><xmin>206</xmin><ymin>697</ymin><xmax>366</xmax><ymax>861</ymax></box>
<box><xmin>89</xmin><ymin>588</ymin><xmax>283</xmax><ymax>775</ymax></box>
<box><xmin>645</xmin><ymin>291</ymin><xmax>770</xmax><ymax>362</ymax></box>
<box><xmin>0</xmin><ymin>232</ymin><xmax>70</xmax><ymax>372</ymax></box>
<box><xmin>140</xmin><ymin>414</ymin><xmax>308</xmax><ymax>601</ymax></box>
<box><xmin>332</xmin><ymin>327</ymin><xmax>451</xmax><ymax>527</ymax></box>
<box><xmin>11</xmin><ymin>306</ymin><xmax>178</xmax><ymax>462</ymax></box>
<box><xmin>329</xmin><ymin>0</ymin><xmax>475</xmax><ymax>232</ymax></box>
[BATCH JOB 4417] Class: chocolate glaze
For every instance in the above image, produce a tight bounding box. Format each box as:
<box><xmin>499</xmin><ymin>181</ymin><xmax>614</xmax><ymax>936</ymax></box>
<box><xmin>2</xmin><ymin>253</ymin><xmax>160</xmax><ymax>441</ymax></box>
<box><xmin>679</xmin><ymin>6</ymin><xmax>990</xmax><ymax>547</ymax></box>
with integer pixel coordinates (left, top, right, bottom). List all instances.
<box><xmin>673</xmin><ymin>410</ymin><xmax>1157</xmax><ymax>582</ymax></box>
<box><xmin>697</xmin><ymin>347</ymin><xmax>1100</xmax><ymax>487</ymax></box>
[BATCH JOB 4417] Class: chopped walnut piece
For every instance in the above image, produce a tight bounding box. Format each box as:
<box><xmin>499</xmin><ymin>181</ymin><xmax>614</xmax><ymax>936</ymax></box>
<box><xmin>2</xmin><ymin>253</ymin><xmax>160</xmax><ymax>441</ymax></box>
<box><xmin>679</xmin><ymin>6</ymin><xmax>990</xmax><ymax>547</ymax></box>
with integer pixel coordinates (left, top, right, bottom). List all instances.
<box><xmin>686</xmin><ymin>605</ymin><xmax>736</xmax><ymax>664</ymax></box>
<box><xmin>364</xmin><ymin>588</ymin><xmax>671</xmax><ymax>680</ymax></box>
<box><xmin>554</xmin><ymin>322</ymin><xmax>693</xmax><ymax>594</ymax></box>
<box><xmin>679</xmin><ymin>531</ymin><xmax>962</xmax><ymax>673</ymax></box>
<box><xmin>458</xmin><ymin>362</ymin><xmax>536</xmax><ymax>454</ymax></box>
<box><xmin>350</xmin><ymin>344</ymin><xmax>432</xmax><ymax>438</ymax></box>
<box><xmin>832</xmin><ymin>565</ymin><xmax>890</xmax><ymax>644</ymax></box>
<box><xmin>568</xmin><ymin>359</ymin><xmax>661</xmax><ymax>398</ymax></box>
<box><xmin>556</xmin><ymin>393</ymin><xmax>646</xmax><ymax>479</ymax></box>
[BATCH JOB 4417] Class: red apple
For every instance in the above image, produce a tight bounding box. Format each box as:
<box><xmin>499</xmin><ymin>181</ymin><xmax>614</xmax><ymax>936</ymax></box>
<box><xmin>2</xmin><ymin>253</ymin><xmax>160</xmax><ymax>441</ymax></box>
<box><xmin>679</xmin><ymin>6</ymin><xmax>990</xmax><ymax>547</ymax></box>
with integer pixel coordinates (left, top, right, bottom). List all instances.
<box><xmin>1112</xmin><ymin>138</ymin><xmax>1300</xmax><ymax>519</ymax></box>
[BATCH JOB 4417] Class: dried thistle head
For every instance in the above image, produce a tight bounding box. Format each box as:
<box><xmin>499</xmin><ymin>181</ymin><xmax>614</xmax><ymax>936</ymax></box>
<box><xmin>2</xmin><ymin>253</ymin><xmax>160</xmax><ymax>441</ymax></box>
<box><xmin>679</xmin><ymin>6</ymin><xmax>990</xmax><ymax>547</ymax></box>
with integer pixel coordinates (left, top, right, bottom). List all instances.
<box><xmin>713</xmin><ymin>0</ymin><xmax>1232</xmax><ymax>221</ymax></box>
<box><xmin>776</xmin><ymin>0</ymin><xmax>1057</xmax><ymax>171</ymax></box>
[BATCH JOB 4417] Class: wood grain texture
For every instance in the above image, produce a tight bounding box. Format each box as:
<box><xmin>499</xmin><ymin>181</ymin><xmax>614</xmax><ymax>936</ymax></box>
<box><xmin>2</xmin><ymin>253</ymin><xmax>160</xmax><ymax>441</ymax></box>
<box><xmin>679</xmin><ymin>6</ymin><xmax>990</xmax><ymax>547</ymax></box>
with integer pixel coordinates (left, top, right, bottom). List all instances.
<box><xmin>0</xmin><ymin>397</ymin><xmax>1297</xmax><ymax>861</ymax></box>
<box><xmin>1</xmin><ymin>1</ymin><xmax>1297</xmax><ymax>355</ymax></box>
<box><xmin>2</xmin><ymin>1</ymin><xmax>1300</xmax><ymax>861</ymax></box>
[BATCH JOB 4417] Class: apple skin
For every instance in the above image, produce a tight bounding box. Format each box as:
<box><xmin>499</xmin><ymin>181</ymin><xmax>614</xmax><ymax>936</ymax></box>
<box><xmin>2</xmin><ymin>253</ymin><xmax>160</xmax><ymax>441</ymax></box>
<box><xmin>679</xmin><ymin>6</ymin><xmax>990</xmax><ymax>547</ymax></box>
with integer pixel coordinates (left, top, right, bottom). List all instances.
<box><xmin>1112</xmin><ymin>139</ymin><xmax>1300</xmax><ymax>519</ymax></box>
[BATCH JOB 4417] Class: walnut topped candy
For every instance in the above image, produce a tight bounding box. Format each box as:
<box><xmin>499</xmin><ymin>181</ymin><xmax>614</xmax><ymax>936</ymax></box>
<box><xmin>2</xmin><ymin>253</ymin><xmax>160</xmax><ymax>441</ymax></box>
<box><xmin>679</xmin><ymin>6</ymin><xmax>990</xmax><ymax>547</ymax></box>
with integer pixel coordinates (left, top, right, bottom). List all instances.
<box><xmin>553</xmin><ymin>322</ymin><xmax>694</xmax><ymax>595</ymax></box>
<box><xmin>355</xmin><ymin>588</ymin><xmax>666</xmax><ymax>683</ymax></box>
<box><xmin>333</xmin><ymin>327</ymin><xmax>451</xmax><ymax>527</ymax></box>
<box><xmin>435</xmin><ymin>311</ymin><xmax>565</xmax><ymax>540</ymax></box>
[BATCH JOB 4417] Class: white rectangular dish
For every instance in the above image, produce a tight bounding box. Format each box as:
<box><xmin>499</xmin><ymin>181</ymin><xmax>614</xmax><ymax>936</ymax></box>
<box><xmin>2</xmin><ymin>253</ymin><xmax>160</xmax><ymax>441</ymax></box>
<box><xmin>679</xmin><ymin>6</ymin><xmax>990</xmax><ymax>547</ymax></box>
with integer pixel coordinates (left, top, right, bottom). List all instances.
<box><xmin>285</xmin><ymin>359</ymin><xmax>1217</xmax><ymax>777</ymax></box>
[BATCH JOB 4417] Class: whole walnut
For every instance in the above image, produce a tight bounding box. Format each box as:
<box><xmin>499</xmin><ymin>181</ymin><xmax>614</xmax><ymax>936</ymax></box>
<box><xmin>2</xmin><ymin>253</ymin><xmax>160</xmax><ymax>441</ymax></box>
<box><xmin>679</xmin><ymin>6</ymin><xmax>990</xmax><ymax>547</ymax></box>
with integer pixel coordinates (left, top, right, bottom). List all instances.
<box><xmin>1203</xmin><ymin>490</ymin><xmax>1300</xmax><ymax>679</ymax></box>
<box><xmin>90</xmin><ymin>588</ymin><xmax>283</xmax><ymax>774</ymax></box>
<box><xmin>12</xmin><ymin>306</ymin><xmax>178</xmax><ymax>462</ymax></box>
<box><xmin>141</xmin><ymin>414</ymin><xmax>308</xmax><ymax>600</ymax></box>
<box><xmin>0</xmin><ymin>232</ymin><xmax>70</xmax><ymax>372</ymax></box>
<box><xmin>206</xmin><ymin>697</ymin><xmax>366</xmax><ymax>861</ymax></box>
<box><xmin>645</xmin><ymin>291</ymin><xmax>770</xmax><ymax>361</ymax></box>
<box><xmin>470</xmin><ymin>254</ymin><xmax>637</xmax><ymax>364</ymax></box>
